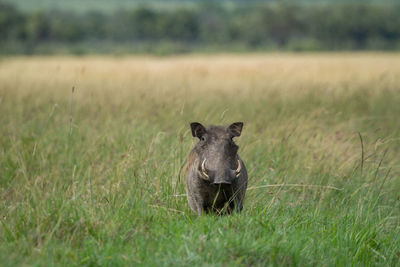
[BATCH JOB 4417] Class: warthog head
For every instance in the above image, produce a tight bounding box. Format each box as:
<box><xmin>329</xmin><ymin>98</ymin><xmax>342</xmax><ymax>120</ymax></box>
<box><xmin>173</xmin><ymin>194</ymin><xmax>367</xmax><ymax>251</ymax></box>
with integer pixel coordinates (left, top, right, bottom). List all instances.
<box><xmin>190</xmin><ymin>122</ymin><xmax>243</xmax><ymax>185</ymax></box>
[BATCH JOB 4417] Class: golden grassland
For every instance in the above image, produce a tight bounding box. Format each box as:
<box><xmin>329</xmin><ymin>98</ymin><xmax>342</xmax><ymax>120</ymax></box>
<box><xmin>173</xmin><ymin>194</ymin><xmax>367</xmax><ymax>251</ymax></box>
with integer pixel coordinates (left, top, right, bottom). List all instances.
<box><xmin>0</xmin><ymin>53</ymin><xmax>399</xmax><ymax>265</ymax></box>
<box><xmin>2</xmin><ymin>53</ymin><xmax>399</xmax><ymax>171</ymax></box>
<box><xmin>2</xmin><ymin>53</ymin><xmax>400</xmax><ymax>94</ymax></box>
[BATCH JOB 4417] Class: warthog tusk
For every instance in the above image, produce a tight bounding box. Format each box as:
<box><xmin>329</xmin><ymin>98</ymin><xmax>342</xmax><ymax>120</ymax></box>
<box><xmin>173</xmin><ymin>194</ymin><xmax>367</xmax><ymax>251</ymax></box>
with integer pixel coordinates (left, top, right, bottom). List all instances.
<box><xmin>201</xmin><ymin>159</ymin><xmax>210</xmax><ymax>180</ymax></box>
<box><xmin>236</xmin><ymin>159</ymin><xmax>241</xmax><ymax>177</ymax></box>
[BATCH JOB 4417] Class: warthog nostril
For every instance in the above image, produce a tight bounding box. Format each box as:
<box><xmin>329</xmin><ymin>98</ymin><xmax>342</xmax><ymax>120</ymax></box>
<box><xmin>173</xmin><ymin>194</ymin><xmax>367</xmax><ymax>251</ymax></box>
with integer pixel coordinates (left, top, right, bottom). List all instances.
<box><xmin>212</xmin><ymin>181</ymin><xmax>232</xmax><ymax>185</ymax></box>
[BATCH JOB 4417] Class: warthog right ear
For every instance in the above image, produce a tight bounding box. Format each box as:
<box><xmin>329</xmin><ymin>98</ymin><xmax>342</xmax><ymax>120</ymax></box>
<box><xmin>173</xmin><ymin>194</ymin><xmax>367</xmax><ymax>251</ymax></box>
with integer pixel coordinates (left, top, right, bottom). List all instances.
<box><xmin>228</xmin><ymin>122</ymin><xmax>243</xmax><ymax>137</ymax></box>
<box><xmin>190</xmin><ymin>122</ymin><xmax>206</xmax><ymax>138</ymax></box>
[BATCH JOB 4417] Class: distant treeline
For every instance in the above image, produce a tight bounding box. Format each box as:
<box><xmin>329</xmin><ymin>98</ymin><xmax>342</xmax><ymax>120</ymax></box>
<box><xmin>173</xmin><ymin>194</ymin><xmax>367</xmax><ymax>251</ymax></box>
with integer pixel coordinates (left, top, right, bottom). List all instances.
<box><xmin>1</xmin><ymin>2</ymin><xmax>400</xmax><ymax>54</ymax></box>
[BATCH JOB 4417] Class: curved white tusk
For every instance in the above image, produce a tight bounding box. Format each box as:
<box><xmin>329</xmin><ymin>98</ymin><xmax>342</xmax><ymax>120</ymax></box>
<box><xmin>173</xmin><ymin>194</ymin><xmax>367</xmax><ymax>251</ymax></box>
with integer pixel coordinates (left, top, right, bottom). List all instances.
<box><xmin>201</xmin><ymin>159</ymin><xmax>210</xmax><ymax>180</ymax></box>
<box><xmin>235</xmin><ymin>159</ymin><xmax>241</xmax><ymax>177</ymax></box>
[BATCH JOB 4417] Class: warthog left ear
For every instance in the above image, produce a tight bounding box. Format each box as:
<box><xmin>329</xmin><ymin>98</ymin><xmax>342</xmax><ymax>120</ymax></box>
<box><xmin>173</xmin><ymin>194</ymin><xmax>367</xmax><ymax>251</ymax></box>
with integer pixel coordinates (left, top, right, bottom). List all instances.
<box><xmin>190</xmin><ymin>122</ymin><xmax>206</xmax><ymax>139</ymax></box>
<box><xmin>228</xmin><ymin>122</ymin><xmax>243</xmax><ymax>137</ymax></box>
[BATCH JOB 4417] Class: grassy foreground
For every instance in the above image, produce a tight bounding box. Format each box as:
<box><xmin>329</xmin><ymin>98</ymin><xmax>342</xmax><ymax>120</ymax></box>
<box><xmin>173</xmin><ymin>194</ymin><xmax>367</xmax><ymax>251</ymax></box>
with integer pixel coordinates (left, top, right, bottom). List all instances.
<box><xmin>0</xmin><ymin>53</ymin><xmax>399</xmax><ymax>266</ymax></box>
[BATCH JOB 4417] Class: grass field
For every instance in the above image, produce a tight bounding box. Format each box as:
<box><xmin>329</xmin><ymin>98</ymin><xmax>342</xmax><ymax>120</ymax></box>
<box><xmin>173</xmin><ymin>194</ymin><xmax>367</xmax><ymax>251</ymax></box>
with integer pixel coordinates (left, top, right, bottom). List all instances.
<box><xmin>2</xmin><ymin>0</ymin><xmax>199</xmax><ymax>13</ymax></box>
<box><xmin>4</xmin><ymin>0</ymin><xmax>397</xmax><ymax>13</ymax></box>
<box><xmin>0</xmin><ymin>53</ymin><xmax>399</xmax><ymax>266</ymax></box>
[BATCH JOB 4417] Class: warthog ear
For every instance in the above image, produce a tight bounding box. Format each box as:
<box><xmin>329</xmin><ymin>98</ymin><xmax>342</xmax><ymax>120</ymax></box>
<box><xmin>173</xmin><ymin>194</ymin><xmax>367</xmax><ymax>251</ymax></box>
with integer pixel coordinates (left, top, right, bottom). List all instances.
<box><xmin>228</xmin><ymin>122</ymin><xmax>243</xmax><ymax>137</ymax></box>
<box><xmin>190</xmin><ymin>122</ymin><xmax>206</xmax><ymax>138</ymax></box>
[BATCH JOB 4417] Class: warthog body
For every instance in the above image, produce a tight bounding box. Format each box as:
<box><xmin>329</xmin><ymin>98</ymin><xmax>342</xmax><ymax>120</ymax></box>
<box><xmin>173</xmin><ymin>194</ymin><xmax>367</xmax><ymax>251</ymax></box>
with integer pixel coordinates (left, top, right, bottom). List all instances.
<box><xmin>185</xmin><ymin>122</ymin><xmax>248</xmax><ymax>215</ymax></box>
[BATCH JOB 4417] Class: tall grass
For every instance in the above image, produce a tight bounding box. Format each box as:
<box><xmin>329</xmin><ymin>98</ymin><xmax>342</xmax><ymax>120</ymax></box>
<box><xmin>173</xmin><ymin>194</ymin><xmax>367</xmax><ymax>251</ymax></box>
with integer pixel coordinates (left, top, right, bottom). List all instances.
<box><xmin>0</xmin><ymin>53</ymin><xmax>399</xmax><ymax>266</ymax></box>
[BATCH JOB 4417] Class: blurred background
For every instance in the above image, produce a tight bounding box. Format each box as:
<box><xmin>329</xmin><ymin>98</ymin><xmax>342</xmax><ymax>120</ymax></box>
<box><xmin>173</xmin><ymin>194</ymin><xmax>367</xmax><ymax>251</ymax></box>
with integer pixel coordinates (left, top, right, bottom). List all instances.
<box><xmin>1</xmin><ymin>0</ymin><xmax>400</xmax><ymax>55</ymax></box>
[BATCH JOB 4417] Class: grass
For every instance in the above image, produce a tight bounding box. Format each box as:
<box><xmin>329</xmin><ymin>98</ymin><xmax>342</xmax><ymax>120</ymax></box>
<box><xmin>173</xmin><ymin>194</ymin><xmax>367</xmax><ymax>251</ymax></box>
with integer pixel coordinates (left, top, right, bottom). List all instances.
<box><xmin>0</xmin><ymin>53</ymin><xmax>399</xmax><ymax>266</ymax></box>
<box><xmin>1</xmin><ymin>0</ymin><xmax>198</xmax><ymax>13</ymax></box>
<box><xmin>4</xmin><ymin>0</ymin><xmax>398</xmax><ymax>13</ymax></box>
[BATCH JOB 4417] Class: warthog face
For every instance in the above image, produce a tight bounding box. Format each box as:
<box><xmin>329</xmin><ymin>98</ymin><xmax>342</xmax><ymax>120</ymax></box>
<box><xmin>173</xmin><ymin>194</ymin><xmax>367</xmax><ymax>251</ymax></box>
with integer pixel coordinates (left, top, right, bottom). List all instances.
<box><xmin>190</xmin><ymin>122</ymin><xmax>243</xmax><ymax>185</ymax></box>
<box><xmin>186</xmin><ymin>122</ymin><xmax>248</xmax><ymax>215</ymax></box>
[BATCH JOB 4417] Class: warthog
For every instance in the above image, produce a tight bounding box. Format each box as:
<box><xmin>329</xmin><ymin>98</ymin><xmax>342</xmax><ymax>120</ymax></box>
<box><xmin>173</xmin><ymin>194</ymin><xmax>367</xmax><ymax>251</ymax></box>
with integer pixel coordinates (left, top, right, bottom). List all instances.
<box><xmin>186</xmin><ymin>122</ymin><xmax>248</xmax><ymax>215</ymax></box>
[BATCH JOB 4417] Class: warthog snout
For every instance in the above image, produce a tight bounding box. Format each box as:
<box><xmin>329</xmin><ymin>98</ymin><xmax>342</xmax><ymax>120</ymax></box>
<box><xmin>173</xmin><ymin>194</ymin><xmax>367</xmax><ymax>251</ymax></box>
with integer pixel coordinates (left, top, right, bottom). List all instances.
<box><xmin>198</xmin><ymin>158</ymin><xmax>241</xmax><ymax>184</ymax></box>
<box><xmin>185</xmin><ymin>122</ymin><xmax>248</xmax><ymax>215</ymax></box>
<box><xmin>212</xmin><ymin>181</ymin><xmax>232</xmax><ymax>185</ymax></box>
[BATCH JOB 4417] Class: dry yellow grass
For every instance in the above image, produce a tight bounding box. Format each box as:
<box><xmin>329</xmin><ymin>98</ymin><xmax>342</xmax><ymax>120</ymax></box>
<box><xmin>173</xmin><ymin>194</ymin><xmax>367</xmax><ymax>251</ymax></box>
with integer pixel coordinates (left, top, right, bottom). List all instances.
<box><xmin>1</xmin><ymin>53</ymin><xmax>399</xmax><ymax>96</ymax></box>
<box><xmin>1</xmin><ymin>52</ymin><xmax>399</xmax><ymax>170</ymax></box>
<box><xmin>2</xmin><ymin>53</ymin><xmax>399</xmax><ymax>167</ymax></box>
